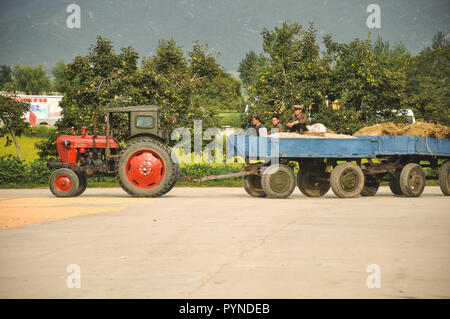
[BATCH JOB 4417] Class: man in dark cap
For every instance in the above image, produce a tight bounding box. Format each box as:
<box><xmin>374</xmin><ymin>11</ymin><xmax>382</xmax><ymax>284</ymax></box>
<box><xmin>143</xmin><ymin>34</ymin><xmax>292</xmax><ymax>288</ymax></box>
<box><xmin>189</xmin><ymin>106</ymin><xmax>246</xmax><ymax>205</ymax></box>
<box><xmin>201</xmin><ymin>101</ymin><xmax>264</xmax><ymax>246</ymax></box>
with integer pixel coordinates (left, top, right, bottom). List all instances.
<box><xmin>286</xmin><ymin>104</ymin><xmax>308</xmax><ymax>134</ymax></box>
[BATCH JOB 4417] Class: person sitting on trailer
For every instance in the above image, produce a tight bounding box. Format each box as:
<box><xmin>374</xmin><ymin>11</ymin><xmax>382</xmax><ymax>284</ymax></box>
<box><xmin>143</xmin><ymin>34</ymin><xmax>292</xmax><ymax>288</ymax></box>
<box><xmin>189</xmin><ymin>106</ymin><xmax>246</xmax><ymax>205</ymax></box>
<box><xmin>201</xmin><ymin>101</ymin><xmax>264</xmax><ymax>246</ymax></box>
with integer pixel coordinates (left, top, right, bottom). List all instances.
<box><xmin>251</xmin><ymin>115</ymin><xmax>268</xmax><ymax>137</ymax></box>
<box><xmin>271</xmin><ymin>114</ymin><xmax>284</xmax><ymax>133</ymax></box>
<box><xmin>286</xmin><ymin>104</ymin><xmax>308</xmax><ymax>134</ymax></box>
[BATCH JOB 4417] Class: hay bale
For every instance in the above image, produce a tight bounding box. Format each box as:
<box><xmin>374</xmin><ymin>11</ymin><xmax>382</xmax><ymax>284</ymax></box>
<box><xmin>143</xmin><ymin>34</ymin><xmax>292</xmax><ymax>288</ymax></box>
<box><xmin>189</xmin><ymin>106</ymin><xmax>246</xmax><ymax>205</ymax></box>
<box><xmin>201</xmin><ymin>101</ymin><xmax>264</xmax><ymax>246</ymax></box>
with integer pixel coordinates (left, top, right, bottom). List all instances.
<box><xmin>353</xmin><ymin>122</ymin><xmax>450</xmax><ymax>138</ymax></box>
<box><xmin>398</xmin><ymin>122</ymin><xmax>450</xmax><ymax>139</ymax></box>
<box><xmin>353</xmin><ymin>122</ymin><xmax>403</xmax><ymax>136</ymax></box>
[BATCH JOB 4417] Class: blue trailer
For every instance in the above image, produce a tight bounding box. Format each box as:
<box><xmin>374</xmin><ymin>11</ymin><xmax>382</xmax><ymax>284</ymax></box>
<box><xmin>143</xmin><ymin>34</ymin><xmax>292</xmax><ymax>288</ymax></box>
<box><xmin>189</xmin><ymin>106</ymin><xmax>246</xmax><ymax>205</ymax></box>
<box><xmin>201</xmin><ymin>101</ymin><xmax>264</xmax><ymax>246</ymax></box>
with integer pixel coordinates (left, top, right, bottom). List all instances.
<box><xmin>223</xmin><ymin>135</ymin><xmax>450</xmax><ymax>198</ymax></box>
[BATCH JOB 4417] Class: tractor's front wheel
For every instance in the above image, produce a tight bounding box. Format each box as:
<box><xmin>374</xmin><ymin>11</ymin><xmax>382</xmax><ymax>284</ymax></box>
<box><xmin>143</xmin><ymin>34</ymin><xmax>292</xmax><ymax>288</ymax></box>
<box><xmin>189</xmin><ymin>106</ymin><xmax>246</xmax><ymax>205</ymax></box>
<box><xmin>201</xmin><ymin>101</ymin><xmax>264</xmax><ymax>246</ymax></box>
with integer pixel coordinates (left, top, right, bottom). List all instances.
<box><xmin>49</xmin><ymin>168</ymin><xmax>80</xmax><ymax>197</ymax></box>
<box><xmin>116</xmin><ymin>139</ymin><xmax>178</xmax><ymax>197</ymax></box>
<box><xmin>74</xmin><ymin>172</ymin><xmax>88</xmax><ymax>197</ymax></box>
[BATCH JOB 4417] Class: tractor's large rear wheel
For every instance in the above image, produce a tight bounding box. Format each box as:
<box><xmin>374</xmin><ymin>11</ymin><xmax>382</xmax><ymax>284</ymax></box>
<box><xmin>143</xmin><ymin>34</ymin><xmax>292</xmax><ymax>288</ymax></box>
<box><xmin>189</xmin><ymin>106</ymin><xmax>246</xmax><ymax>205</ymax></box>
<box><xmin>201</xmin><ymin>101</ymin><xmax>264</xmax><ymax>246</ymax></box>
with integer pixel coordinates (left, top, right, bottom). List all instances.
<box><xmin>116</xmin><ymin>139</ymin><xmax>178</xmax><ymax>197</ymax></box>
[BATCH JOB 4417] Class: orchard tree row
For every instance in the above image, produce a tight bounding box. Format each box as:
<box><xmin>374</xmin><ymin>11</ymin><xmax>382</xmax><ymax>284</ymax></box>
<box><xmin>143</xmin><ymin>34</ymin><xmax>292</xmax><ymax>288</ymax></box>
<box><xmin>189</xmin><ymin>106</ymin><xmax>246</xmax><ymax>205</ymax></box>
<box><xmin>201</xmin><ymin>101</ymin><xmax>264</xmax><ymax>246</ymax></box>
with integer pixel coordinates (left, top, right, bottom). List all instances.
<box><xmin>1</xmin><ymin>21</ymin><xmax>448</xmax><ymax>161</ymax></box>
<box><xmin>34</xmin><ymin>37</ymin><xmax>242</xmax><ymax>159</ymax></box>
<box><xmin>238</xmin><ymin>22</ymin><xmax>449</xmax><ymax>133</ymax></box>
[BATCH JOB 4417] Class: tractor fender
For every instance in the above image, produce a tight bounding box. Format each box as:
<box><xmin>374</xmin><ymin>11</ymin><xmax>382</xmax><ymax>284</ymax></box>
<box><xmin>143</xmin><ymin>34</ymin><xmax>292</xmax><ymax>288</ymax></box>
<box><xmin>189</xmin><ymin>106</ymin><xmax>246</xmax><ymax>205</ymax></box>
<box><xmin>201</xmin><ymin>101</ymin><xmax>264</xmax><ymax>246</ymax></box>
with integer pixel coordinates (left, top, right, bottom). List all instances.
<box><xmin>125</xmin><ymin>134</ymin><xmax>166</xmax><ymax>146</ymax></box>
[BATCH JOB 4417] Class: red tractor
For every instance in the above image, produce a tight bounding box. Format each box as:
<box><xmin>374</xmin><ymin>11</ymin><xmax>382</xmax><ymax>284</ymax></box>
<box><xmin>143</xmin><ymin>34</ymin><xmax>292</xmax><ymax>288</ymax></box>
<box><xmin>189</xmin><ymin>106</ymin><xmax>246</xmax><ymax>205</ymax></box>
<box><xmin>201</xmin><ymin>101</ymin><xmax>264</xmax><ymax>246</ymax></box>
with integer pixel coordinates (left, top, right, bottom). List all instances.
<box><xmin>48</xmin><ymin>105</ymin><xmax>179</xmax><ymax>197</ymax></box>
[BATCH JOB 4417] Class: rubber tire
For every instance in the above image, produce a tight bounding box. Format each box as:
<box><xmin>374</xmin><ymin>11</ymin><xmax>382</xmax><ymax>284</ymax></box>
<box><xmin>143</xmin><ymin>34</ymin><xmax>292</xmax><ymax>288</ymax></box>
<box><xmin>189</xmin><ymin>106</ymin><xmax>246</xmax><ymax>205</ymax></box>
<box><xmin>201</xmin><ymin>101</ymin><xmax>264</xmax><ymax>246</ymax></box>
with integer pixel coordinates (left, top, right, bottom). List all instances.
<box><xmin>74</xmin><ymin>172</ymin><xmax>87</xmax><ymax>197</ymax></box>
<box><xmin>439</xmin><ymin>161</ymin><xmax>450</xmax><ymax>196</ymax></box>
<box><xmin>389</xmin><ymin>176</ymin><xmax>403</xmax><ymax>195</ymax></box>
<box><xmin>361</xmin><ymin>175</ymin><xmax>380</xmax><ymax>196</ymax></box>
<box><xmin>330</xmin><ymin>162</ymin><xmax>364</xmax><ymax>198</ymax></box>
<box><xmin>116</xmin><ymin>139</ymin><xmax>178</xmax><ymax>197</ymax></box>
<box><xmin>261</xmin><ymin>164</ymin><xmax>296</xmax><ymax>198</ymax></box>
<box><xmin>49</xmin><ymin>168</ymin><xmax>80</xmax><ymax>197</ymax></box>
<box><xmin>242</xmin><ymin>174</ymin><xmax>267</xmax><ymax>198</ymax></box>
<box><xmin>297</xmin><ymin>170</ymin><xmax>330</xmax><ymax>197</ymax></box>
<box><xmin>160</xmin><ymin>151</ymin><xmax>180</xmax><ymax>195</ymax></box>
<box><xmin>399</xmin><ymin>163</ymin><xmax>426</xmax><ymax>197</ymax></box>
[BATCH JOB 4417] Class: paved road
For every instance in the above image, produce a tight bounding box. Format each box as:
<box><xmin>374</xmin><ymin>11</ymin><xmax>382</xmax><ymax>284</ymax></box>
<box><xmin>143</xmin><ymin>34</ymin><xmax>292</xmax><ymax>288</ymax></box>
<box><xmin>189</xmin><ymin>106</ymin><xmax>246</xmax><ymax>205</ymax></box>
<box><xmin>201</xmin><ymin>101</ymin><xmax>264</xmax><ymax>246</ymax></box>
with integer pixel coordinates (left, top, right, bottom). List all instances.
<box><xmin>0</xmin><ymin>187</ymin><xmax>449</xmax><ymax>298</ymax></box>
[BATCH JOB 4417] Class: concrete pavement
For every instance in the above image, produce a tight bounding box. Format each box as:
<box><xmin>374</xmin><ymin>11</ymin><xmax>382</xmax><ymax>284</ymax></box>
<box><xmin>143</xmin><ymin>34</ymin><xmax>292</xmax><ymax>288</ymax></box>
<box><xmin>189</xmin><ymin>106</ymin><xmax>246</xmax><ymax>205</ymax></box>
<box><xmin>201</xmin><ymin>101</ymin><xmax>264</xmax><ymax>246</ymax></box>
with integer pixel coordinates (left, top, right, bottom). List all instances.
<box><xmin>0</xmin><ymin>186</ymin><xmax>449</xmax><ymax>298</ymax></box>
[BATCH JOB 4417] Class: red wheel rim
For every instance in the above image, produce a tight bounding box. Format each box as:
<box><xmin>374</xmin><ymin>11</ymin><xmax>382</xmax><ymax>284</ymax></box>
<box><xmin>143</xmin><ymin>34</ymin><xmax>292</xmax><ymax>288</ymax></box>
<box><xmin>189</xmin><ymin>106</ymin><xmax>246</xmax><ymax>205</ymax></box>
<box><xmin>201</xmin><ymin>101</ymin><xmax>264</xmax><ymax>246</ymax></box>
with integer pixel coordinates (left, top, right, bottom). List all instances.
<box><xmin>126</xmin><ymin>150</ymin><xmax>165</xmax><ymax>189</ymax></box>
<box><xmin>54</xmin><ymin>175</ymin><xmax>72</xmax><ymax>192</ymax></box>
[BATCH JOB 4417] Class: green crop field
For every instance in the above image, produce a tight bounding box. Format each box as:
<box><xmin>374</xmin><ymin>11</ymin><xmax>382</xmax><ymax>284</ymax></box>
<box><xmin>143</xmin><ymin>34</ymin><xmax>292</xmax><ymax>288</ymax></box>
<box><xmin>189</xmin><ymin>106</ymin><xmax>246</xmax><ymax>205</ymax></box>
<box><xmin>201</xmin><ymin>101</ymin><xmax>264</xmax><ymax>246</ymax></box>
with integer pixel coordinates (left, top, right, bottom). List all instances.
<box><xmin>0</xmin><ymin>136</ymin><xmax>44</xmax><ymax>162</ymax></box>
<box><xmin>217</xmin><ymin>112</ymin><xmax>242</xmax><ymax>127</ymax></box>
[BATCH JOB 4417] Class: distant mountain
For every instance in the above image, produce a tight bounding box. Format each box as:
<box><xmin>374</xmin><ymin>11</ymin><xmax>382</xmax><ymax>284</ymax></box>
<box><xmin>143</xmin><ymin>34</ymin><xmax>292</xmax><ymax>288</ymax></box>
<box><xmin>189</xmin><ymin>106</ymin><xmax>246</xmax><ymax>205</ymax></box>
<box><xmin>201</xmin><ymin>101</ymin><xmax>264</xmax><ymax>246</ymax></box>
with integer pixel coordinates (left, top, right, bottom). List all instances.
<box><xmin>0</xmin><ymin>0</ymin><xmax>448</xmax><ymax>72</ymax></box>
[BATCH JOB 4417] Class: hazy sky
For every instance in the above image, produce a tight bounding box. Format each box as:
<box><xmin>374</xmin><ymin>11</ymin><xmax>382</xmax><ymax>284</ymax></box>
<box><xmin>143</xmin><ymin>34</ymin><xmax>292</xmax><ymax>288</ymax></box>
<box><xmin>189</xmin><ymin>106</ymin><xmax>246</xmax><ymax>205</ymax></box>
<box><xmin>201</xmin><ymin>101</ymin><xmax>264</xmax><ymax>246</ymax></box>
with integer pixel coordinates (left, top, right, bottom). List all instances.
<box><xmin>0</xmin><ymin>0</ymin><xmax>448</xmax><ymax>71</ymax></box>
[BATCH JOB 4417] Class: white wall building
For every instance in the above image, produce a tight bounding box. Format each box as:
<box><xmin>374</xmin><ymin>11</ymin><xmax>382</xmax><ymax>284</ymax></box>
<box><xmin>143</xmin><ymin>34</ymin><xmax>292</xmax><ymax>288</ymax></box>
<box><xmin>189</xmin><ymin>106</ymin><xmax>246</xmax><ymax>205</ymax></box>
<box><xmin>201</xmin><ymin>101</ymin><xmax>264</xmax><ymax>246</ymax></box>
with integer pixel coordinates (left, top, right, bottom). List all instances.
<box><xmin>15</xmin><ymin>94</ymin><xmax>63</xmax><ymax>126</ymax></box>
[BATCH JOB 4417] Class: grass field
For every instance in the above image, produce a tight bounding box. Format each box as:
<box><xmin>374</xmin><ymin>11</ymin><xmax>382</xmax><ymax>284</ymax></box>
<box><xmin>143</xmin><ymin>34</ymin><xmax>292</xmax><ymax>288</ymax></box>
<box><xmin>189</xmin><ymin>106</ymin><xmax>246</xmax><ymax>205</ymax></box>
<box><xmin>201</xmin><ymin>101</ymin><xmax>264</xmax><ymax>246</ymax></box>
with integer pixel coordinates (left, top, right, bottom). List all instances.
<box><xmin>0</xmin><ymin>136</ymin><xmax>44</xmax><ymax>162</ymax></box>
<box><xmin>217</xmin><ymin>112</ymin><xmax>242</xmax><ymax>127</ymax></box>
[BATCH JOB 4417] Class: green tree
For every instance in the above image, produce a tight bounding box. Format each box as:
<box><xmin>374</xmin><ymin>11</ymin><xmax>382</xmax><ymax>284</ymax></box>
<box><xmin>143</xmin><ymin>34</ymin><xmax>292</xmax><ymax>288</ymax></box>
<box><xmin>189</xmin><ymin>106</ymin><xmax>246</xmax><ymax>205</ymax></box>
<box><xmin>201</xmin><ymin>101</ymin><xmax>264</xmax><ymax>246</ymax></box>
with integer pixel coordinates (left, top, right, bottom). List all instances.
<box><xmin>37</xmin><ymin>36</ymin><xmax>140</xmax><ymax>159</ymax></box>
<box><xmin>238</xmin><ymin>50</ymin><xmax>268</xmax><ymax>88</ymax></box>
<box><xmin>189</xmin><ymin>43</ymin><xmax>242</xmax><ymax>115</ymax></box>
<box><xmin>390</xmin><ymin>41</ymin><xmax>408</xmax><ymax>58</ymax></box>
<box><xmin>373</xmin><ymin>35</ymin><xmax>390</xmax><ymax>56</ymax></box>
<box><xmin>12</xmin><ymin>64</ymin><xmax>51</xmax><ymax>94</ymax></box>
<box><xmin>431</xmin><ymin>31</ymin><xmax>449</xmax><ymax>50</ymax></box>
<box><xmin>135</xmin><ymin>39</ymin><xmax>241</xmax><ymax>130</ymax></box>
<box><xmin>0</xmin><ymin>65</ymin><xmax>13</xmax><ymax>90</ymax></box>
<box><xmin>37</xmin><ymin>36</ymin><xmax>240</xmax><ymax>159</ymax></box>
<box><xmin>51</xmin><ymin>61</ymin><xmax>70</xmax><ymax>93</ymax></box>
<box><xmin>135</xmin><ymin>39</ymin><xmax>213</xmax><ymax>130</ymax></box>
<box><xmin>245</xmin><ymin>21</ymin><xmax>330</xmax><ymax>126</ymax></box>
<box><xmin>320</xmin><ymin>35</ymin><xmax>408</xmax><ymax>133</ymax></box>
<box><xmin>0</xmin><ymin>93</ymin><xmax>30</xmax><ymax>161</ymax></box>
<box><xmin>406</xmin><ymin>42</ymin><xmax>449</xmax><ymax>126</ymax></box>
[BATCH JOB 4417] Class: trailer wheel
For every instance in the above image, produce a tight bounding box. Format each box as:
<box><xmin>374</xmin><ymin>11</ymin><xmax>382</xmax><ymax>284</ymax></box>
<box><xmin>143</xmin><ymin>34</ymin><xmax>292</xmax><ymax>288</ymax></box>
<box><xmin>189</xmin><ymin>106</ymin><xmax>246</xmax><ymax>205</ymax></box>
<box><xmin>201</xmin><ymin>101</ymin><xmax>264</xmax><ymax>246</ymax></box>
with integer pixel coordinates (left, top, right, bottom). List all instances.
<box><xmin>330</xmin><ymin>162</ymin><xmax>364</xmax><ymax>198</ymax></box>
<box><xmin>116</xmin><ymin>139</ymin><xmax>178</xmax><ymax>197</ymax></box>
<box><xmin>242</xmin><ymin>174</ymin><xmax>267</xmax><ymax>198</ymax></box>
<box><xmin>49</xmin><ymin>168</ymin><xmax>80</xmax><ymax>197</ymax></box>
<box><xmin>74</xmin><ymin>172</ymin><xmax>87</xmax><ymax>197</ymax></box>
<box><xmin>389</xmin><ymin>176</ymin><xmax>403</xmax><ymax>195</ymax></box>
<box><xmin>439</xmin><ymin>161</ymin><xmax>450</xmax><ymax>196</ymax></box>
<box><xmin>399</xmin><ymin>163</ymin><xmax>425</xmax><ymax>197</ymax></box>
<box><xmin>361</xmin><ymin>175</ymin><xmax>380</xmax><ymax>196</ymax></box>
<box><xmin>297</xmin><ymin>170</ymin><xmax>330</xmax><ymax>197</ymax></box>
<box><xmin>261</xmin><ymin>164</ymin><xmax>296</xmax><ymax>198</ymax></box>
